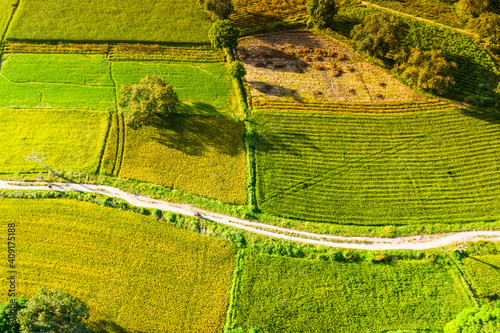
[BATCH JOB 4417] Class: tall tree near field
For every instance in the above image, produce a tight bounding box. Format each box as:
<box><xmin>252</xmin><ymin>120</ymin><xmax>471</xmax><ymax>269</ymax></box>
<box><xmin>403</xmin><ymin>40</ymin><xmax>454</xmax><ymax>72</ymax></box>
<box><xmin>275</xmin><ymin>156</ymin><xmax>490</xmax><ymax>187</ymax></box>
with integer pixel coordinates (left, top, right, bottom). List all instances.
<box><xmin>120</xmin><ymin>75</ymin><xmax>179</xmax><ymax>128</ymax></box>
<box><xmin>467</xmin><ymin>13</ymin><xmax>500</xmax><ymax>46</ymax></box>
<box><xmin>0</xmin><ymin>296</ymin><xmax>29</xmax><ymax>333</ymax></box>
<box><xmin>198</xmin><ymin>0</ymin><xmax>234</xmax><ymax>19</ymax></box>
<box><xmin>444</xmin><ymin>303</ymin><xmax>500</xmax><ymax>333</ymax></box>
<box><xmin>208</xmin><ymin>20</ymin><xmax>240</xmax><ymax>58</ymax></box>
<box><xmin>395</xmin><ymin>47</ymin><xmax>457</xmax><ymax>95</ymax></box>
<box><xmin>306</xmin><ymin>0</ymin><xmax>338</xmax><ymax>29</ymax></box>
<box><xmin>17</xmin><ymin>287</ymin><xmax>92</xmax><ymax>333</ymax></box>
<box><xmin>351</xmin><ymin>13</ymin><xmax>408</xmax><ymax>59</ymax></box>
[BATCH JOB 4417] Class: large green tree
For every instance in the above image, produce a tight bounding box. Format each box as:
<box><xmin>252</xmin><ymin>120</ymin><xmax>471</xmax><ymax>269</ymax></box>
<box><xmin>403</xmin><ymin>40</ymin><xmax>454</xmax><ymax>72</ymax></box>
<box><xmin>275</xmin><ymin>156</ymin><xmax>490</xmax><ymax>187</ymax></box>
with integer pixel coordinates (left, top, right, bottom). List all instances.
<box><xmin>306</xmin><ymin>0</ymin><xmax>338</xmax><ymax>29</ymax></box>
<box><xmin>351</xmin><ymin>13</ymin><xmax>408</xmax><ymax>59</ymax></box>
<box><xmin>17</xmin><ymin>287</ymin><xmax>92</xmax><ymax>333</ymax></box>
<box><xmin>395</xmin><ymin>47</ymin><xmax>457</xmax><ymax>95</ymax></box>
<box><xmin>468</xmin><ymin>13</ymin><xmax>500</xmax><ymax>46</ymax></box>
<box><xmin>444</xmin><ymin>303</ymin><xmax>500</xmax><ymax>333</ymax></box>
<box><xmin>120</xmin><ymin>74</ymin><xmax>179</xmax><ymax>127</ymax></box>
<box><xmin>0</xmin><ymin>297</ymin><xmax>29</xmax><ymax>333</ymax></box>
<box><xmin>198</xmin><ymin>0</ymin><xmax>234</xmax><ymax>19</ymax></box>
<box><xmin>208</xmin><ymin>20</ymin><xmax>240</xmax><ymax>57</ymax></box>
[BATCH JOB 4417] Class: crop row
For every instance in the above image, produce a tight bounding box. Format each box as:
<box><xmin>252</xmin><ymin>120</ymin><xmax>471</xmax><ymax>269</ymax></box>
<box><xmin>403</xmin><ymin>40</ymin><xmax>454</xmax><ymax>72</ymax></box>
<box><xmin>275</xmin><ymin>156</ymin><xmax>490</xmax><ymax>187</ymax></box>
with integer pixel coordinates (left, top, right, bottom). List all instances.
<box><xmin>110</xmin><ymin>43</ymin><xmax>223</xmax><ymax>62</ymax></box>
<box><xmin>5</xmin><ymin>42</ymin><xmax>109</xmax><ymax>54</ymax></box>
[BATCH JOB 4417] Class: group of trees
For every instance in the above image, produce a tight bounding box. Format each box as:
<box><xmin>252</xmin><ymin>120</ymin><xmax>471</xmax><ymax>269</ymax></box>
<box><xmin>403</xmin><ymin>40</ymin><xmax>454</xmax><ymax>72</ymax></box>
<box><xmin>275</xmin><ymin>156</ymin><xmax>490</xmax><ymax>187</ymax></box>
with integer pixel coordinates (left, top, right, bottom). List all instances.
<box><xmin>1</xmin><ymin>287</ymin><xmax>92</xmax><ymax>333</ymax></box>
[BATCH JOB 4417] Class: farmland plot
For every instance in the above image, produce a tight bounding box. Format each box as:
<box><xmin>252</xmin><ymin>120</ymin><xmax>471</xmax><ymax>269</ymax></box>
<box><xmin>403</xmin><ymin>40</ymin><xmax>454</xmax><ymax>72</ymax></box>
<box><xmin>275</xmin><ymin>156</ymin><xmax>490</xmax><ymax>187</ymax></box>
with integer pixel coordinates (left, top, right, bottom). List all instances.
<box><xmin>254</xmin><ymin>109</ymin><xmax>500</xmax><ymax>226</ymax></box>
<box><xmin>0</xmin><ymin>109</ymin><xmax>108</xmax><ymax>174</ymax></box>
<box><xmin>6</xmin><ymin>0</ymin><xmax>213</xmax><ymax>43</ymax></box>
<box><xmin>239</xmin><ymin>32</ymin><xmax>422</xmax><ymax>103</ymax></box>
<box><xmin>463</xmin><ymin>255</ymin><xmax>500</xmax><ymax>303</ymax></box>
<box><xmin>0</xmin><ymin>53</ymin><xmax>115</xmax><ymax>109</ymax></box>
<box><xmin>236</xmin><ymin>252</ymin><xmax>472</xmax><ymax>332</ymax></box>
<box><xmin>0</xmin><ymin>199</ymin><xmax>235</xmax><ymax>333</ymax></box>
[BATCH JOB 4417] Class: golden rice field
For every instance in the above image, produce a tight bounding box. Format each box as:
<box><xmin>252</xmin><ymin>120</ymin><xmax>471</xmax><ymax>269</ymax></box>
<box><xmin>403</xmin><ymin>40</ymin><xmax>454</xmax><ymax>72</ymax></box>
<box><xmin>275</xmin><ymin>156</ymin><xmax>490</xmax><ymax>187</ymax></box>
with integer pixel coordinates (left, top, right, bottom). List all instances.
<box><xmin>117</xmin><ymin>115</ymin><xmax>248</xmax><ymax>204</ymax></box>
<box><xmin>0</xmin><ymin>198</ymin><xmax>235</xmax><ymax>333</ymax></box>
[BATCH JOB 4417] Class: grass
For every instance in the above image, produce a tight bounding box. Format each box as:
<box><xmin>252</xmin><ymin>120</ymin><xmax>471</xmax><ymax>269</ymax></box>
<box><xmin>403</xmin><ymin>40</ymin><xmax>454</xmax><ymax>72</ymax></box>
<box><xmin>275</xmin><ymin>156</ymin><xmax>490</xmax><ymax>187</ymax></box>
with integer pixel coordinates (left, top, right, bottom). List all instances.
<box><xmin>0</xmin><ymin>109</ymin><xmax>109</xmax><ymax>174</ymax></box>
<box><xmin>0</xmin><ymin>198</ymin><xmax>235</xmax><ymax>332</ymax></box>
<box><xmin>2</xmin><ymin>53</ymin><xmax>114</xmax><ymax>85</ymax></box>
<box><xmin>0</xmin><ymin>0</ymin><xmax>17</xmax><ymax>38</ymax></box>
<box><xmin>253</xmin><ymin>108</ymin><xmax>500</xmax><ymax>226</ymax></box>
<box><xmin>0</xmin><ymin>53</ymin><xmax>115</xmax><ymax>109</ymax></box>
<box><xmin>236</xmin><ymin>252</ymin><xmax>472</xmax><ymax>332</ymax></box>
<box><xmin>112</xmin><ymin>61</ymin><xmax>234</xmax><ymax>113</ymax></box>
<box><xmin>118</xmin><ymin>115</ymin><xmax>248</xmax><ymax>205</ymax></box>
<box><xmin>463</xmin><ymin>255</ymin><xmax>500</xmax><ymax>303</ymax></box>
<box><xmin>6</xmin><ymin>0</ymin><xmax>213</xmax><ymax>43</ymax></box>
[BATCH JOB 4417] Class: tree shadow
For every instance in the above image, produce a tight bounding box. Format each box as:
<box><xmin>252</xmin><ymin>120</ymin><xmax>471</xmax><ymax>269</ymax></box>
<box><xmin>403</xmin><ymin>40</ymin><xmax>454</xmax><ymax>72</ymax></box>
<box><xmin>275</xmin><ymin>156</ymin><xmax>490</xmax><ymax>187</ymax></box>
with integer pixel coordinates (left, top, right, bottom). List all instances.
<box><xmin>177</xmin><ymin>101</ymin><xmax>223</xmax><ymax>116</ymax></box>
<box><xmin>145</xmin><ymin>114</ymin><xmax>244</xmax><ymax>157</ymax></box>
<box><xmin>253</xmin><ymin>124</ymin><xmax>320</xmax><ymax>156</ymax></box>
<box><xmin>91</xmin><ymin>320</ymin><xmax>142</xmax><ymax>333</ymax></box>
<box><xmin>459</xmin><ymin>107</ymin><xmax>500</xmax><ymax>125</ymax></box>
<box><xmin>247</xmin><ymin>81</ymin><xmax>300</xmax><ymax>99</ymax></box>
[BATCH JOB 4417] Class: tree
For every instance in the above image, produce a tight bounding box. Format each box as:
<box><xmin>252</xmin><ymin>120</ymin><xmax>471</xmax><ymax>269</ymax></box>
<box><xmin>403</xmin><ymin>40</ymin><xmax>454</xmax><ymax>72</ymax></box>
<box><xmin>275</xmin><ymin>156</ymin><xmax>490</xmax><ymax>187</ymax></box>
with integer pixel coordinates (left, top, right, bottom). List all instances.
<box><xmin>208</xmin><ymin>20</ymin><xmax>240</xmax><ymax>57</ymax></box>
<box><xmin>395</xmin><ymin>47</ymin><xmax>457</xmax><ymax>95</ymax></box>
<box><xmin>467</xmin><ymin>13</ymin><xmax>500</xmax><ymax>46</ymax></box>
<box><xmin>18</xmin><ymin>287</ymin><xmax>92</xmax><ymax>333</ymax></box>
<box><xmin>457</xmin><ymin>0</ymin><xmax>489</xmax><ymax>18</ymax></box>
<box><xmin>351</xmin><ymin>13</ymin><xmax>408</xmax><ymax>59</ymax></box>
<box><xmin>198</xmin><ymin>0</ymin><xmax>234</xmax><ymax>19</ymax></box>
<box><xmin>306</xmin><ymin>0</ymin><xmax>338</xmax><ymax>29</ymax></box>
<box><xmin>444</xmin><ymin>303</ymin><xmax>500</xmax><ymax>333</ymax></box>
<box><xmin>120</xmin><ymin>74</ymin><xmax>179</xmax><ymax>127</ymax></box>
<box><xmin>227</xmin><ymin>60</ymin><xmax>246</xmax><ymax>79</ymax></box>
<box><xmin>0</xmin><ymin>296</ymin><xmax>29</xmax><ymax>333</ymax></box>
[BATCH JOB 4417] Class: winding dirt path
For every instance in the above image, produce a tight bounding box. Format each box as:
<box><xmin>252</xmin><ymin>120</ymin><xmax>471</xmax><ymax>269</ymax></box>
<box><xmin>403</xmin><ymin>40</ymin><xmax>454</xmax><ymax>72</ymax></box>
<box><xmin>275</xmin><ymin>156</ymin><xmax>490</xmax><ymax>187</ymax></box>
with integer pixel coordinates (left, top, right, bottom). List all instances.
<box><xmin>2</xmin><ymin>180</ymin><xmax>499</xmax><ymax>250</ymax></box>
<box><xmin>360</xmin><ymin>1</ymin><xmax>478</xmax><ymax>38</ymax></box>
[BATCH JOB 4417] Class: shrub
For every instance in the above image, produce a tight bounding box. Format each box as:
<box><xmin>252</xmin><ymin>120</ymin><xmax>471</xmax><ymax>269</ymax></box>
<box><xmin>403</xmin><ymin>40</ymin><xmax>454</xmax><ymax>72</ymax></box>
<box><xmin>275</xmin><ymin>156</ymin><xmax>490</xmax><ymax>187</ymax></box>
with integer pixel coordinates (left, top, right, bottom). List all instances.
<box><xmin>444</xmin><ymin>303</ymin><xmax>500</xmax><ymax>333</ymax></box>
<box><xmin>208</xmin><ymin>20</ymin><xmax>240</xmax><ymax>56</ymax></box>
<box><xmin>306</xmin><ymin>0</ymin><xmax>338</xmax><ymax>28</ymax></box>
<box><xmin>228</xmin><ymin>60</ymin><xmax>247</xmax><ymax>79</ymax></box>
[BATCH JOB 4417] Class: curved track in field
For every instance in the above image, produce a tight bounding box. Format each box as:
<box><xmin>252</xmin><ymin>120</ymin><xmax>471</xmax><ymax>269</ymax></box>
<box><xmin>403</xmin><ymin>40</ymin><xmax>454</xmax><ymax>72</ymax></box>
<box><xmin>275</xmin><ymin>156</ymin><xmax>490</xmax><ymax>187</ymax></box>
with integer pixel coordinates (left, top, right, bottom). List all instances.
<box><xmin>1</xmin><ymin>180</ymin><xmax>499</xmax><ymax>250</ymax></box>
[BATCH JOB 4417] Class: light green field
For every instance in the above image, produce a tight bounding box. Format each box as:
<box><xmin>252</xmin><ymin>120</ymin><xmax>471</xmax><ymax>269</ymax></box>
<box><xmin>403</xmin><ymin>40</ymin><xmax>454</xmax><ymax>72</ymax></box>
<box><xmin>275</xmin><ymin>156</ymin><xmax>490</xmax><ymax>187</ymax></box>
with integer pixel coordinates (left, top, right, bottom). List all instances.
<box><xmin>116</xmin><ymin>115</ymin><xmax>248</xmax><ymax>204</ymax></box>
<box><xmin>254</xmin><ymin>108</ymin><xmax>500</xmax><ymax>226</ymax></box>
<box><xmin>0</xmin><ymin>53</ymin><xmax>115</xmax><ymax>109</ymax></box>
<box><xmin>236</xmin><ymin>252</ymin><xmax>472</xmax><ymax>332</ymax></box>
<box><xmin>112</xmin><ymin>62</ymin><xmax>234</xmax><ymax>112</ymax></box>
<box><xmin>2</xmin><ymin>53</ymin><xmax>114</xmax><ymax>85</ymax></box>
<box><xmin>0</xmin><ymin>109</ymin><xmax>109</xmax><ymax>174</ymax></box>
<box><xmin>6</xmin><ymin>0</ymin><xmax>212</xmax><ymax>43</ymax></box>
<box><xmin>0</xmin><ymin>0</ymin><xmax>17</xmax><ymax>38</ymax></box>
<box><xmin>463</xmin><ymin>255</ymin><xmax>500</xmax><ymax>303</ymax></box>
<box><xmin>0</xmin><ymin>199</ymin><xmax>235</xmax><ymax>333</ymax></box>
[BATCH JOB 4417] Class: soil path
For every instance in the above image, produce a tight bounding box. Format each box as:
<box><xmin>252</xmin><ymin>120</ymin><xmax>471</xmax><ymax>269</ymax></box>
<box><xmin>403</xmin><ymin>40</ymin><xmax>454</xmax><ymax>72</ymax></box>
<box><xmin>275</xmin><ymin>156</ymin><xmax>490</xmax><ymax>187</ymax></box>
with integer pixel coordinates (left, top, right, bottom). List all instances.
<box><xmin>2</xmin><ymin>180</ymin><xmax>499</xmax><ymax>250</ymax></box>
<box><xmin>360</xmin><ymin>1</ymin><xmax>478</xmax><ymax>38</ymax></box>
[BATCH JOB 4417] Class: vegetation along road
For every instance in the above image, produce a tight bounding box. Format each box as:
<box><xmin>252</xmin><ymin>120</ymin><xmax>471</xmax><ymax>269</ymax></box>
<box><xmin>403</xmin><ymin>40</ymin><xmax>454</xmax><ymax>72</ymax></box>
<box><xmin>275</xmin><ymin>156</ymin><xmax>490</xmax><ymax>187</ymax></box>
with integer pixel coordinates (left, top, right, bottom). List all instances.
<box><xmin>2</xmin><ymin>180</ymin><xmax>499</xmax><ymax>250</ymax></box>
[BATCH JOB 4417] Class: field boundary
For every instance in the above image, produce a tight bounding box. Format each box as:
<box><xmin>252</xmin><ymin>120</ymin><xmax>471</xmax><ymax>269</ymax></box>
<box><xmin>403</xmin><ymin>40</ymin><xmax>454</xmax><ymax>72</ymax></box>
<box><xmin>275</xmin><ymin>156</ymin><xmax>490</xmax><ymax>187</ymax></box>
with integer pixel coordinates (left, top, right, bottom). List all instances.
<box><xmin>1</xmin><ymin>181</ymin><xmax>500</xmax><ymax>250</ymax></box>
<box><xmin>95</xmin><ymin>112</ymin><xmax>113</xmax><ymax>174</ymax></box>
<box><xmin>114</xmin><ymin>112</ymin><xmax>125</xmax><ymax>176</ymax></box>
<box><xmin>1</xmin><ymin>0</ymin><xmax>20</xmax><ymax>42</ymax></box>
<box><xmin>223</xmin><ymin>248</ymin><xmax>245</xmax><ymax>332</ymax></box>
<box><xmin>446</xmin><ymin>252</ymin><xmax>482</xmax><ymax>307</ymax></box>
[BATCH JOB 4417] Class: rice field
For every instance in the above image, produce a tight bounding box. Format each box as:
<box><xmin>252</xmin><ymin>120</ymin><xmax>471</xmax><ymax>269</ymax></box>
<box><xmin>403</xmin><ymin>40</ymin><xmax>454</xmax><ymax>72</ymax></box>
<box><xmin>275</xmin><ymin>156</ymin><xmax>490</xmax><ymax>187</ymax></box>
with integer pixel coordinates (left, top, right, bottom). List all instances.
<box><xmin>118</xmin><ymin>115</ymin><xmax>248</xmax><ymax>204</ymax></box>
<box><xmin>253</xmin><ymin>108</ymin><xmax>500</xmax><ymax>226</ymax></box>
<box><xmin>5</xmin><ymin>0</ymin><xmax>213</xmax><ymax>43</ymax></box>
<box><xmin>0</xmin><ymin>53</ymin><xmax>115</xmax><ymax>109</ymax></box>
<box><xmin>112</xmin><ymin>62</ymin><xmax>234</xmax><ymax>113</ymax></box>
<box><xmin>0</xmin><ymin>108</ymin><xmax>109</xmax><ymax>174</ymax></box>
<box><xmin>0</xmin><ymin>198</ymin><xmax>235</xmax><ymax>332</ymax></box>
<box><xmin>463</xmin><ymin>255</ymin><xmax>500</xmax><ymax>303</ymax></box>
<box><xmin>236</xmin><ymin>252</ymin><xmax>472</xmax><ymax>332</ymax></box>
<box><xmin>0</xmin><ymin>0</ymin><xmax>17</xmax><ymax>38</ymax></box>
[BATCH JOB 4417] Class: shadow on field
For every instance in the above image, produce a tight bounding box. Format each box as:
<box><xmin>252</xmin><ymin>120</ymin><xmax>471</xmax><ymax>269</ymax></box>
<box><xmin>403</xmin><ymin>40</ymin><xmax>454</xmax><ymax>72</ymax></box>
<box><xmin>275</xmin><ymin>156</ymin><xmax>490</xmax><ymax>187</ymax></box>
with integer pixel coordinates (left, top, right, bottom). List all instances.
<box><xmin>253</xmin><ymin>127</ymin><xmax>319</xmax><ymax>156</ymax></box>
<box><xmin>249</xmin><ymin>81</ymin><xmax>301</xmax><ymax>99</ymax></box>
<box><xmin>177</xmin><ymin>101</ymin><xmax>223</xmax><ymax>116</ymax></box>
<box><xmin>460</xmin><ymin>107</ymin><xmax>500</xmax><ymax>125</ymax></box>
<box><xmin>469</xmin><ymin>256</ymin><xmax>500</xmax><ymax>271</ymax></box>
<box><xmin>148</xmin><ymin>114</ymin><xmax>244</xmax><ymax>156</ymax></box>
<box><xmin>92</xmin><ymin>320</ymin><xmax>141</xmax><ymax>333</ymax></box>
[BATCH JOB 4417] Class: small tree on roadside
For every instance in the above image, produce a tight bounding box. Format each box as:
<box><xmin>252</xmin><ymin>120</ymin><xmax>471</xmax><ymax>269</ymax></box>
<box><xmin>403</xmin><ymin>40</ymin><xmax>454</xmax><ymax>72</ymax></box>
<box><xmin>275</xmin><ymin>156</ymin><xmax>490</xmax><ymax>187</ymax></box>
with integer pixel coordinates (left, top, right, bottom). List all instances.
<box><xmin>351</xmin><ymin>13</ymin><xmax>408</xmax><ymax>59</ymax></box>
<box><xmin>18</xmin><ymin>287</ymin><xmax>92</xmax><ymax>333</ymax></box>
<box><xmin>468</xmin><ymin>13</ymin><xmax>500</xmax><ymax>47</ymax></box>
<box><xmin>394</xmin><ymin>47</ymin><xmax>457</xmax><ymax>95</ymax></box>
<box><xmin>444</xmin><ymin>303</ymin><xmax>500</xmax><ymax>333</ymax></box>
<box><xmin>306</xmin><ymin>0</ymin><xmax>338</xmax><ymax>29</ymax></box>
<box><xmin>120</xmin><ymin>74</ymin><xmax>179</xmax><ymax>128</ymax></box>
<box><xmin>227</xmin><ymin>60</ymin><xmax>246</xmax><ymax>79</ymax></box>
<box><xmin>198</xmin><ymin>0</ymin><xmax>234</xmax><ymax>19</ymax></box>
<box><xmin>208</xmin><ymin>20</ymin><xmax>240</xmax><ymax>58</ymax></box>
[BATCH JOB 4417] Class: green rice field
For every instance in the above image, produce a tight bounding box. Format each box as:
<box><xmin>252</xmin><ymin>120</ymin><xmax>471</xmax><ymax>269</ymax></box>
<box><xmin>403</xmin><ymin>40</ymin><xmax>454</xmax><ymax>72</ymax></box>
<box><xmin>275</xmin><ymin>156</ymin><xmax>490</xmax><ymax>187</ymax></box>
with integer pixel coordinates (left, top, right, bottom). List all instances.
<box><xmin>0</xmin><ymin>0</ymin><xmax>17</xmax><ymax>38</ymax></box>
<box><xmin>463</xmin><ymin>255</ymin><xmax>500</xmax><ymax>303</ymax></box>
<box><xmin>0</xmin><ymin>53</ymin><xmax>115</xmax><ymax>109</ymax></box>
<box><xmin>118</xmin><ymin>115</ymin><xmax>248</xmax><ymax>204</ymax></box>
<box><xmin>254</xmin><ymin>108</ymin><xmax>500</xmax><ymax>226</ymax></box>
<box><xmin>6</xmin><ymin>0</ymin><xmax>213</xmax><ymax>43</ymax></box>
<box><xmin>0</xmin><ymin>109</ymin><xmax>109</xmax><ymax>174</ymax></box>
<box><xmin>236</xmin><ymin>252</ymin><xmax>472</xmax><ymax>332</ymax></box>
<box><xmin>112</xmin><ymin>62</ymin><xmax>234</xmax><ymax>112</ymax></box>
<box><xmin>0</xmin><ymin>198</ymin><xmax>235</xmax><ymax>332</ymax></box>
